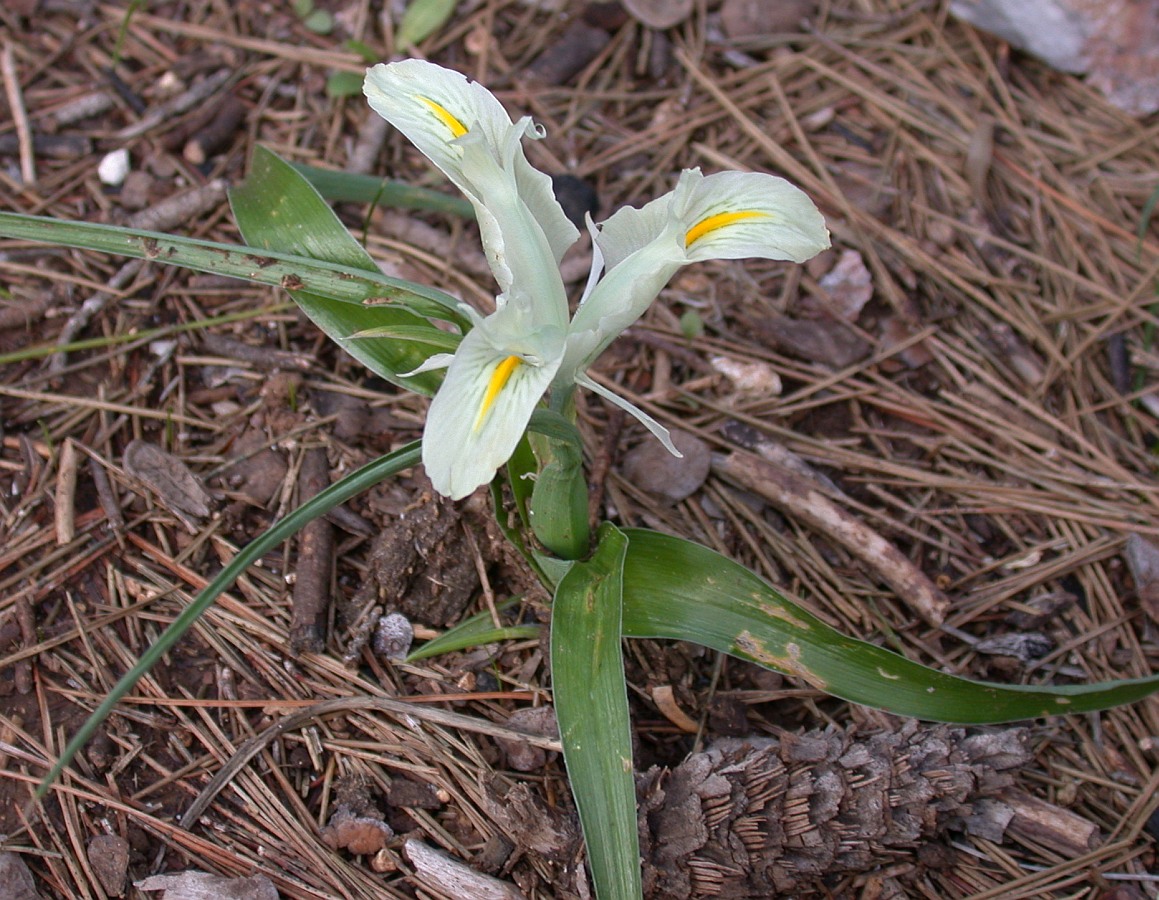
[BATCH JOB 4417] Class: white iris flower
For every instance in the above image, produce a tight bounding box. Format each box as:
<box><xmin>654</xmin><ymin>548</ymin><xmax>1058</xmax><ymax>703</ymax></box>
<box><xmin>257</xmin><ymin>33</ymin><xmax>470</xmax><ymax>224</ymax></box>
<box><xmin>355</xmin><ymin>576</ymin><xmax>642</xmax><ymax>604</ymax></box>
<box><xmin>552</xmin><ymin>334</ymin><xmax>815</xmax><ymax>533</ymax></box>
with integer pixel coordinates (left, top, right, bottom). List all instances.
<box><xmin>364</xmin><ymin>59</ymin><xmax>830</xmax><ymax>500</ymax></box>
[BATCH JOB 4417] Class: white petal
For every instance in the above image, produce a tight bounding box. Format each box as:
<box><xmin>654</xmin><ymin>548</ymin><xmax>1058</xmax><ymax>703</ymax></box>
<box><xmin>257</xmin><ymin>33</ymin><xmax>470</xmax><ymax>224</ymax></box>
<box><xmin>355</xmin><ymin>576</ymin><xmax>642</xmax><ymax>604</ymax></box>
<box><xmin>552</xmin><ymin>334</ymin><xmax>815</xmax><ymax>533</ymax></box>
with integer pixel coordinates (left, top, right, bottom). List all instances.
<box><xmin>364</xmin><ymin>59</ymin><xmax>513</xmax><ymax>200</ymax></box>
<box><xmin>574</xmin><ymin>372</ymin><xmax>681</xmax><ymax>457</ymax></box>
<box><xmin>562</xmin><ymin>175</ymin><xmax>693</xmax><ymax>374</ymax></box>
<box><xmin>423</xmin><ymin>321</ymin><xmax>564</xmax><ymax>500</ymax></box>
<box><xmin>562</xmin><ymin>167</ymin><xmax>829</xmax><ymax>379</ymax></box>
<box><xmin>398</xmin><ymin>353</ymin><xmax>454</xmax><ymax>377</ymax></box>
<box><xmin>677</xmin><ymin>170</ymin><xmax>830</xmax><ymax>263</ymax></box>
<box><xmin>364</xmin><ymin>60</ymin><xmax>576</xmax><ymax>321</ymax></box>
<box><xmin>457</xmin><ymin>122</ymin><xmax>572</xmax><ymax>320</ymax></box>
<box><xmin>591</xmin><ymin>180</ymin><xmax>682</xmax><ymax>272</ymax></box>
<box><xmin>558</xmin><ymin>228</ymin><xmax>681</xmax><ymax>375</ymax></box>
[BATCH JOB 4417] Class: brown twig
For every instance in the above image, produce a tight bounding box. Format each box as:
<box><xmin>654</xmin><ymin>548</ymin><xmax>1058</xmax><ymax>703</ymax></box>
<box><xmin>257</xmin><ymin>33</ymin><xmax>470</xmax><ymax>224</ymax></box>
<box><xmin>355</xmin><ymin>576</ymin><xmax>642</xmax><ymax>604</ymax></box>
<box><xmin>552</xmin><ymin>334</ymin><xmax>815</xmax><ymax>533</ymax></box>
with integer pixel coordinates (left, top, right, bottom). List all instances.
<box><xmin>113</xmin><ymin>69</ymin><xmax>232</xmax><ymax>140</ymax></box>
<box><xmin>1</xmin><ymin>42</ymin><xmax>34</xmax><ymax>185</ymax></box>
<box><xmin>289</xmin><ymin>446</ymin><xmax>334</xmax><ymax>655</ymax></box>
<box><xmin>712</xmin><ymin>449</ymin><xmax>950</xmax><ymax>625</ymax></box>
<box><xmin>181</xmin><ymin>94</ymin><xmax>248</xmax><ymax>165</ymax></box>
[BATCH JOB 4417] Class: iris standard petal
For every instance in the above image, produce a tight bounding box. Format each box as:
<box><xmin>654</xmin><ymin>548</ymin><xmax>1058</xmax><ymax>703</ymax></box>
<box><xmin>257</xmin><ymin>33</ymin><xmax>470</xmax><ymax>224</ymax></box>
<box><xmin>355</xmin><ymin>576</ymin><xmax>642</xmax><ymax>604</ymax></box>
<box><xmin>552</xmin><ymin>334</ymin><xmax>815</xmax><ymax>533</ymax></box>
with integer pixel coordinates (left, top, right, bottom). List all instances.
<box><xmin>561</xmin><ymin>228</ymin><xmax>684</xmax><ymax>377</ymax></box>
<box><xmin>457</xmin><ymin>125</ymin><xmax>572</xmax><ymax>325</ymax></box>
<box><xmin>422</xmin><ymin>321</ymin><xmax>565</xmax><ymax>500</ymax></box>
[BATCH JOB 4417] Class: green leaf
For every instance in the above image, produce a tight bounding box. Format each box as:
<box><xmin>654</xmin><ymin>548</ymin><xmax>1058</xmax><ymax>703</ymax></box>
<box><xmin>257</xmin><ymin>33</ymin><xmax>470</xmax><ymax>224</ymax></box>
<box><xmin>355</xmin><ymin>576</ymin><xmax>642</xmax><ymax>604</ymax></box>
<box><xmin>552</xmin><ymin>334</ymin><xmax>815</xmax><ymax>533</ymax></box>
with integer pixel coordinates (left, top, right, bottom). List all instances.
<box><xmin>679</xmin><ymin>309</ymin><xmax>704</xmax><ymax>340</ymax></box>
<box><xmin>344</xmin><ymin>39</ymin><xmax>379</xmax><ymax>64</ymax></box>
<box><xmin>619</xmin><ymin>529</ymin><xmax>1159</xmax><ymax>724</ymax></box>
<box><xmin>303</xmin><ymin>8</ymin><xmax>333</xmax><ymax>33</ymax></box>
<box><xmin>39</xmin><ymin>442</ymin><xmax>423</xmax><ymax>797</ymax></box>
<box><xmin>0</xmin><ymin>209</ymin><xmax>454</xmax><ymax>308</ymax></box>
<box><xmin>397</xmin><ymin>0</ymin><xmax>457</xmax><ymax>46</ymax></box>
<box><xmin>348</xmin><ymin>323</ymin><xmax>461</xmax><ymax>353</ymax></box>
<box><xmin>292</xmin><ymin>161</ymin><xmax>474</xmax><ymax>218</ymax></box>
<box><xmin>406</xmin><ymin>596</ymin><xmax>539</xmax><ymax>661</ymax></box>
<box><xmin>552</xmin><ymin>523</ymin><xmax>640</xmax><ymax>900</ymax></box>
<box><xmin>527</xmin><ymin>407</ymin><xmax>583</xmax><ymax>449</ymax></box>
<box><xmin>229</xmin><ymin>146</ymin><xmax>461</xmax><ymax>395</ymax></box>
<box><xmin>326</xmin><ymin>70</ymin><xmax>366</xmax><ymax>98</ymax></box>
<box><xmin>506</xmin><ymin>433</ymin><xmax>537</xmax><ymax>530</ymax></box>
<box><xmin>291</xmin><ymin>0</ymin><xmax>313</xmax><ymax>16</ymax></box>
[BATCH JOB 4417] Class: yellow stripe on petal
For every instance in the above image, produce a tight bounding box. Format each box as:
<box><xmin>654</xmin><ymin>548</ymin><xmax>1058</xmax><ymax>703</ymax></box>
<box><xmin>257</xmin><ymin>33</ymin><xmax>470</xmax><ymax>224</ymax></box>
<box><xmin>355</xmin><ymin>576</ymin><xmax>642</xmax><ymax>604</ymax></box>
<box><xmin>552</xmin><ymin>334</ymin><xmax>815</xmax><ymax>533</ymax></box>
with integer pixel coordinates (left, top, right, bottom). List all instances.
<box><xmin>417</xmin><ymin>96</ymin><xmax>468</xmax><ymax>139</ymax></box>
<box><xmin>685</xmin><ymin>210</ymin><xmax>769</xmax><ymax>247</ymax></box>
<box><xmin>474</xmin><ymin>355</ymin><xmax>522</xmax><ymax>431</ymax></box>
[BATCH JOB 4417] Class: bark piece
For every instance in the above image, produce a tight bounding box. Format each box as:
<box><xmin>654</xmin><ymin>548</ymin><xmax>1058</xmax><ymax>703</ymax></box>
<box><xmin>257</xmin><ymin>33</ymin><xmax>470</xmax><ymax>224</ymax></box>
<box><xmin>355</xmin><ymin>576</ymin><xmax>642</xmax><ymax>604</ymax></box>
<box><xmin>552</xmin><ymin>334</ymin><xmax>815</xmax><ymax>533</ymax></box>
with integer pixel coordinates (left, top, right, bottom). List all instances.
<box><xmin>320</xmin><ymin>775</ymin><xmax>394</xmax><ymax>855</ymax></box>
<box><xmin>817</xmin><ymin>248</ymin><xmax>874</xmax><ymax>322</ymax></box>
<box><xmin>1126</xmin><ymin>533</ymin><xmax>1159</xmax><ymax>625</ymax></box>
<box><xmin>290</xmin><ymin>447</ymin><xmax>334</xmax><ymax>654</ymax></box>
<box><xmin>123</xmin><ymin>440</ymin><xmax>214</xmax><ymax>530</ymax></box>
<box><xmin>386</xmin><ymin>778</ymin><xmax>443</xmax><ymax>810</ymax></box>
<box><xmin>353</xmin><ymin>480</ymin><xmax>488</xmax><ymax>627</ymax></box>
<box><xmin>638</xmin><ymin>723</ymin><xmax>1034</xmax><ymax>898</ymax></box>
<box><xmin>622</xmin><ymin>429</ymin><xmax>711</xmax><ymax>503</ymax></box>
<box><xmin>711</xmin><ymin>355</ymin><xmax>783</xmax><ymax>398</ymax></box>
<box><xmin>750</xmin><ymin>311</ymin><xmax>871</xmax><ymax>368</ymax></box>
<box><xmin>525</xmin><ymin>21</ymin><xmax>609</xmax><ymax>86</ymax></box>
<box><xmin>623</xmin><ymin>0</ymin><xmax>692</xmax><ymax>29</ymax></box>
<box><xmin>219</xmin><ymin>429</ymin><xmax>288</xmax><ymax>507</ymax></box>
<box><xmin>320</xmin><ymin>807</ymin><xmax>393</xmax><ymax>855</ymax></box>
<box><xmin>404</xmin><ymin>838</ymin><xmax>526</xmax><ymax>900</ymax></box>
<box><xmin>481</xmin><ymin>780</ymin><xmax>580</xmax><ymax>862</ymax></box>
<box><xmin>87</xmin><ymin>834</ymin><xmax>130</xmax><ymax>896</ymax></box>
<box><xmin>135</xmin><ymin>871</ymin><xmax>278</xmax><ymax>899</ymax></box>
<box><xmin>494</xmin><ymin>706</ymin><xmax>559</xmax><ymax>772</ymax></box>
<box><xmin>182</xmin><ymin>94</ymin><xmax>248</xmax><ymax>164</ymax></box>
<box><xmin>949</xmin><ymin>0</ymin><xmax>1159</xmax><ymax>115</ymax></box>
<box><xmin>1003</xmin><ymin>790</ymin><xmax>1101</xmax><ymax>857</ymax></box>
<box><xmin>721</xmin><ymin>0</ymin><xmax>815</xmax><ymax>37</ymax></box>
<box><xmin>0</xmin><ymin>852</ymin><xmax>42</xmax><ymax>900</ymax></box>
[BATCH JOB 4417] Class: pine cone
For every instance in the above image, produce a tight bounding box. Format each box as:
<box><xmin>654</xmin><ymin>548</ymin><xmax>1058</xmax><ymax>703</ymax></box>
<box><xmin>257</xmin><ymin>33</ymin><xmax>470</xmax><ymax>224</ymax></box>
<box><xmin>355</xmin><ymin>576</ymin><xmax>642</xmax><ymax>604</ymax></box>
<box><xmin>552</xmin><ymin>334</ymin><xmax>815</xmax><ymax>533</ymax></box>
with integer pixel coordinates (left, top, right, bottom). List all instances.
<box><xmin>638</xmin><ymin>722</ymin><xmax>1034</xmax><ymax>897</ymax></box>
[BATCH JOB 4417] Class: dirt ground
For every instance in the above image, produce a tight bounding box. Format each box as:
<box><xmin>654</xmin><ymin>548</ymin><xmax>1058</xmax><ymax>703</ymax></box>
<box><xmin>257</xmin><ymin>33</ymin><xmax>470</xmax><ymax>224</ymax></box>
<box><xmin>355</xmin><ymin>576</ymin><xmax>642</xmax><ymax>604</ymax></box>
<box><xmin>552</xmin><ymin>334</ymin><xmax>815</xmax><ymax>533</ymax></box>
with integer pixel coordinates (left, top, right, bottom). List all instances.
<box><xmin>1</xmin><ymin>1</ymin><xmax>1159</xmax><ymax>898</ymax></box>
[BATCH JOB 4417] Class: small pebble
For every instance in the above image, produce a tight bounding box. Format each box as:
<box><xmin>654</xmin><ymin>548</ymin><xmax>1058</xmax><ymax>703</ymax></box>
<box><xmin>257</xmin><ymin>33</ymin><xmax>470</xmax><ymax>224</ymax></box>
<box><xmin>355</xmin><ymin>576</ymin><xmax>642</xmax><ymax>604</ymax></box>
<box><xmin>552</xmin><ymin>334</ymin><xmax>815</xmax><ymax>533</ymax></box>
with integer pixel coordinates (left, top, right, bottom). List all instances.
<box><xmin>621</xmin><ymin>429</ymin><xmax>711</xmax><ymax>502</ymax></box>
<box><xmin>98</xmin><ymin>148</ymin><xmax>130</xmax><ymax>186</ymax></box>
<box><xmin>373</xmin><ymin>612</ymin><xmax>414</xmax><ymax>660</ymax></box>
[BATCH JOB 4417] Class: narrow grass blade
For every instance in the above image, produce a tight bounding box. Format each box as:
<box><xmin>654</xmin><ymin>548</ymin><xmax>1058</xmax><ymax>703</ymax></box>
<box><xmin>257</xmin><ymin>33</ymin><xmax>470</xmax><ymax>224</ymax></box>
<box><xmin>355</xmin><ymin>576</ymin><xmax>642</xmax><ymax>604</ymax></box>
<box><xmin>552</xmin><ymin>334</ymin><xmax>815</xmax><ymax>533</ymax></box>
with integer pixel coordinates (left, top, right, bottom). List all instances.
<box><xmin>619</xmin><ymin>528</ymin><xmax>1159</xmax><ymax>724</ymax></box>
<box><xmin>552</xmin><ymin>523</ymin><xmax>640</xmax><ymax>900</ymax></box>
<box><xmin>0</xmin><ymin>211</ymin><xmax>464</xmax><ymax>323</ymax></box>
<box><xmin>39</xmin><ymin>442</ymin><xmax>422</xmax><ymax>797</ymax></box>
<box><xmin>406</xmin><ymin>597</ymin><xmax>539</xmax><ymax>662</ymax></box>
